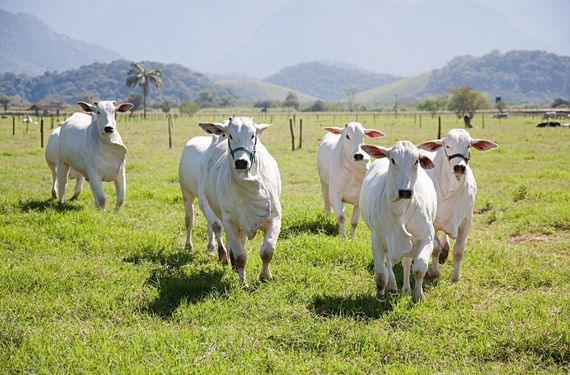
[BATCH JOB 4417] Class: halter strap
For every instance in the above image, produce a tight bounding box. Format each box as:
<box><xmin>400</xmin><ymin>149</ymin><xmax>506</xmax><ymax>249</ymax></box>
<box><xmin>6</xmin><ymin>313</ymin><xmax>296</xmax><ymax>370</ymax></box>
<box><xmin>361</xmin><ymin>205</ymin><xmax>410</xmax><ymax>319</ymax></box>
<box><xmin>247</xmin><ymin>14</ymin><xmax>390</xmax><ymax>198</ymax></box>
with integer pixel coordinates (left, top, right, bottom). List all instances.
<box><xmin>445</xmin><ymin>149</ymin><xmax>471</xmax><ymax>163</ymax></box>
<box><xmin>228</xmin><ymin>136</ymin><xmax>257</xmax><ymax>166</ymax></box>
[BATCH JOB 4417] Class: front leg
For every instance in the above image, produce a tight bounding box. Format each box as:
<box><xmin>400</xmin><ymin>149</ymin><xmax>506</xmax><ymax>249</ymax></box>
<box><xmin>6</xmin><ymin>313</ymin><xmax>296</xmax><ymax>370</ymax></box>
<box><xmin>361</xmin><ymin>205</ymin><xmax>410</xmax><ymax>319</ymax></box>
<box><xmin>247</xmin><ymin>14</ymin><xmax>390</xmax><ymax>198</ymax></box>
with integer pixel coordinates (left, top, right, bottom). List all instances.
<box><xmin>451</xmin><ymin>219</ymin><xmax>471</xmax><ymax>283</ymax></box>
<box><xmin>371</xmin><ymin>231</ymin><xmax>388</xmax><ymax>299</ymax></box>
<box><xmin>427</xmin><ymin>232</ymin><xmax>442</xmax><ymax>278</ymax></box>
<box><xmin>401</xmin><ymin>257</ymin><xmax>412</xmax><ymax>294</ymax></box>
<box><xmin>329</xmin><ymin>190</ymin><xmax>347</xmax><ymax>238</ymax></box>
<box><xmin>412</xmin><ymin>238</ymin><xmax>434</xmax><ymax>302</ymax></box>
<box><xmin>259</xmin><ymin>218</ymin><xmax>281</xmax><ymax>282</ymax></box>
<box><xmin>114</xmin><ymin>165</ymin><xmax>126</xmax><ymax>210</ymax></box>
<box><xmin>349</xmin><ymin>205</ymin><xmax>360</xmax><ymax>238</ymax></box>
<box><xmin>70</xmin><ymin>176</ymin><xmax>85</xmax><ymax>201</ymax></box>
<box><xmin>88</xmin><ymin>175</ymin><xmax>106</xmax><ymax>210</ymax></box>
<box><xmin>198</xmin><ymin>193</ymin><xmax>227</xmax><ymax>264</ymax></box>
<box><xmin>223</xmin><ymin>220</ymin><xmax>248</xmax><ymax>284</ymax></box>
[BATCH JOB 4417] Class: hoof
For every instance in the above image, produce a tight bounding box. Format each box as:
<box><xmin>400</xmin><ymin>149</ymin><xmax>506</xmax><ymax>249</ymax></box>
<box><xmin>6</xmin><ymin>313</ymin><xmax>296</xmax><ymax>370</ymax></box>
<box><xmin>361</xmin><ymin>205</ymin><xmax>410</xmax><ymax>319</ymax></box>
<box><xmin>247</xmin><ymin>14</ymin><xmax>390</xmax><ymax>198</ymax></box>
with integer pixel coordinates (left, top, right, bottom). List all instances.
<box><xmin>412</xmin><ymin>290</ymin><xmax>425</xmax><ymax>303</ymax></box>
<box><xmin>450</xmin><ymin>274</ymin><xmax>460</xmax><ymax>283</ymax></box>
<box><xmin>206</xmin><ymin>245</ymin><xmax>216</xmax><ymax>257</ymax></box>
<box><xmin>427</xmin><ymin>267</ymin><xmax>440</xmax><ymax>278</ymax></box>
<box><xmin>51</xmin><ymin>191</ymin><xmax>58</xmax><ymax>200</ymax></box>
<box><xmin>259</xmin><ymin>271</ymin><xmax>273</xmax><ymax>282</ymax></box>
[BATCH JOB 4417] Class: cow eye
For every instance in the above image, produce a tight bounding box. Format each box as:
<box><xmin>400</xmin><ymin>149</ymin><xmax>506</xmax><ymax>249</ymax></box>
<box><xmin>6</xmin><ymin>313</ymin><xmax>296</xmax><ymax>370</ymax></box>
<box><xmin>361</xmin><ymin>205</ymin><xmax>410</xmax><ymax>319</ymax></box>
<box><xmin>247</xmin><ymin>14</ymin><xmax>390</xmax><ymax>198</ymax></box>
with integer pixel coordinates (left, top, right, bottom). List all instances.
<box><xmin>229</xmin><ymin>135</ymin><xmax>233</xmax><ymax>140</ymax></box>
<box><xmin>346</xmin><ymin>134</ymin><xmax>350</xmax><ymax>140</ymax></box>
<box><xmin>251</xmin><ymin>135</ymin><xmax>255</xmax><ymax>140</ymax></box>
<box><xmin>415</xmin><ymin>159</ymin><xmax>419</xmax><ymax>165</ymax></box>
<box><xmin>391</xmin><ymin>159</ymin><xmax>395</xmax><ymax>165</ymax></box>
<box><xmin>467</xmin><ymin>145</ymin><xmax>471</xmax><ymax>148</ymax></box>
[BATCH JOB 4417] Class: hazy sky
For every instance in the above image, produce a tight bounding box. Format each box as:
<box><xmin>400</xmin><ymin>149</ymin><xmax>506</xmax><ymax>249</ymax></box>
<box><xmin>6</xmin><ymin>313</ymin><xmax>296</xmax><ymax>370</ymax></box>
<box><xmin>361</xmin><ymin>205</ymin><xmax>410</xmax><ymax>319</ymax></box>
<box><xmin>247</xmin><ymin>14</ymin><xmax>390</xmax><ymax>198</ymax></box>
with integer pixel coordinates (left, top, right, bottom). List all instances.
<box><xmin>1</xmin><ymin>0</ymin><xmax>568</xmax><ymax>77</ymax></box>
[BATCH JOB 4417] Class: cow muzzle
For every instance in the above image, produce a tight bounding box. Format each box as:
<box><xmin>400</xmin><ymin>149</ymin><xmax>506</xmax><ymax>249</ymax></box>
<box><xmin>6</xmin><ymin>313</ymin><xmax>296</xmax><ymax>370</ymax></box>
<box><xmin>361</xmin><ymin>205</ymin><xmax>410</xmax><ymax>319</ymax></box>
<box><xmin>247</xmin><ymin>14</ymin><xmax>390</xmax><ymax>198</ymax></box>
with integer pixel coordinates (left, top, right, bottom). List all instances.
<box><xmin>354</xmin><ymin>153</ymin><xmax>364</xmax><ymax>161</ymax></box>
<box><xmin>398</xmin><ymin>189</ymin><xmax>413</xmax><ymax>199</ymax></box>
<box><xmin>234</xmin><ymin>159</ymin><xmax>248</xmax><ymax>170</ymax></box>
<box><xmin>104</xmin><ymin>126</ymin><xmax>114</xmax><ymax>133</ymax></box>
<box><xmin>453</xmin><ymin>165</ymin><xmax>466</xmax><ymax>174</ymax></box>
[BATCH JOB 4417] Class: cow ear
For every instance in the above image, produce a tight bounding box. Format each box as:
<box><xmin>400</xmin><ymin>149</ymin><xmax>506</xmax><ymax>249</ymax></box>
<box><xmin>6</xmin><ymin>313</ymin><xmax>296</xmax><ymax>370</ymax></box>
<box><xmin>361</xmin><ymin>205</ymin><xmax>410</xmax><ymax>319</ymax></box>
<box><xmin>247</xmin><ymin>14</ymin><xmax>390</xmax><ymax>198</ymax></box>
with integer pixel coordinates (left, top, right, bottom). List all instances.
<box><xmin>471</xmin><ymin>138</ymin><xmax>498</xmax><ymax>151</ymax></box>
<box><xmin>199</xmin><ymin>122</ymin><xmax>227</xmax><ymax>135</ymax></box>
<box><xmin>418</xmin><ymin>150</ymin><xmax>435</xmax><ymax>169</ymax></box>
<box><xmin>364</xmin><ymin>128</ymin><xmax>385</xmax><ymax>138</ymax></box>
<box><xmin>255</xmin><ymin>123</ymin><xmax>271</xmax><ymax>134</ymax></box>
<box><xmin>77</xmin><ymin>101</ymin><xmax>94</xmax><ymax>113</ymax></box>
<box><xmin>417</xmin><ymin>139</ymin><xmax>443</xmax><ymax>152</ymax></box>
<box><xmin>324</xmin><ymin>127</ymin><xmax>343</xmax><ymax>135</ymax></box>
<box><xmin>115</xmin><ymin>103</ymin><xmax>134</xmax><ymax>113</ymax></box>
<box><xmin>361</xmin><ymin>144</ymin><xmax>389</xmax><ymax>159</ymax></box>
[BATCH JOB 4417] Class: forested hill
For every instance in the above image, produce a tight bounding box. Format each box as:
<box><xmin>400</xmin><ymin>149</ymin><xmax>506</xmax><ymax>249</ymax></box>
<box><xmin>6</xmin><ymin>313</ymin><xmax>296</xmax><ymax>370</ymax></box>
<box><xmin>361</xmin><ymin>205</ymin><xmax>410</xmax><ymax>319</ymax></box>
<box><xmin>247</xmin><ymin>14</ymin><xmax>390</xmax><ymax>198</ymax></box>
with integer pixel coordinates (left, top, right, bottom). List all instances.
<box><xmin>423</xmin><ymin>50</ymin><xmax>570</xmax><ymax>103</ymax></box>
<box><xmin>0</xmin><ymin>9</ymin><xmax>122</xmax><ymax>76</ymax></box>
<box><xmin>264</xmin><ymin>61</ymin><xmax>399</xmax><ymax>101</ymax></box>
<box><xmin>0</xmin><ymin>60</ymin><xmax>228</xmax><ymax>104</ymax></box>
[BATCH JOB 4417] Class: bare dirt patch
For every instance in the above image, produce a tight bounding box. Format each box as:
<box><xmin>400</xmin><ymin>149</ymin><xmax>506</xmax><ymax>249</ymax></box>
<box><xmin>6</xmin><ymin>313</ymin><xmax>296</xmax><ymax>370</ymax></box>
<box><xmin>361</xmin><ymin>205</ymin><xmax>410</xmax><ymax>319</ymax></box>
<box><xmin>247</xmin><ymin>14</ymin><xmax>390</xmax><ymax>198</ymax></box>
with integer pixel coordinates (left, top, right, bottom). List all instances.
<box><xmin>510</xmin><ymin>234</ymin><xmax>552</xmax><ymax>243</ymax></box>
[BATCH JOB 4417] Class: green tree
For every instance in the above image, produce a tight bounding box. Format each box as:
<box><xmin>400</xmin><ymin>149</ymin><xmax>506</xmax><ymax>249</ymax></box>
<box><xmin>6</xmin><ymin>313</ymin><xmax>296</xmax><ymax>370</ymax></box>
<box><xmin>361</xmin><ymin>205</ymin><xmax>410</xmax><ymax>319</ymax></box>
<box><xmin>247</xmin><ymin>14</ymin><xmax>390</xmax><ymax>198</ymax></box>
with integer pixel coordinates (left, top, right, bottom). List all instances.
<box><xmin>551</xmin><ymin>98</ymin><xmax>570</xmax><ymax>108</ymax></box>
<box><xmin>126</xmin><ymin>62</ymin><xmax>162</xmax><ymax>119</ymax></box>
<box><xmin>0</xmin><ymin>95</ymin><xmax>9</xmax><ymax>115</ymax></box>
<box><xmin>417</xmin><ymin>95</ymin><xmax>448</xmax><ymax>118</ymax></box>
<box><xmin>304</xmin><ymin>99</ymin><xmax>327</xmax><ymax>112</ymax></box>
<box><xmin>155</xmin><ymin>98</ymin><xmax>178</xmax><ymax>113</ymax></box>
<box><xmin>179</xmin><ymin>101</ymin><xmax>200</xmax><ymax>115</ymax></box>
<box><xmin>127</xmin><ymin>92</ymin><xmax>143</xmax><ymax>114</ymax></box>
<box><xmin>447</xmin><ymin>86</ymin><xmax>489</xmax><ymax>118</ymax></box>
<box><xmin>283</xmin><ymin>92</ymin><xmax>300</xmax><ymax>110</ymax></box>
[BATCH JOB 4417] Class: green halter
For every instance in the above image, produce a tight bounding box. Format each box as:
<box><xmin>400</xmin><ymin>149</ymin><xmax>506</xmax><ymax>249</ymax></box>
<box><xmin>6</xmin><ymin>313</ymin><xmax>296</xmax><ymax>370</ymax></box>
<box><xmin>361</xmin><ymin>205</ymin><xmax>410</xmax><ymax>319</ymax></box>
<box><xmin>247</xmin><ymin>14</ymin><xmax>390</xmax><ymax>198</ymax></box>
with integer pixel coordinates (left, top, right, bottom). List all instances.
<box><xmin>228</xmin><ymin>135</ymin><xmax>257</xmax><ymax>166</ymax></box>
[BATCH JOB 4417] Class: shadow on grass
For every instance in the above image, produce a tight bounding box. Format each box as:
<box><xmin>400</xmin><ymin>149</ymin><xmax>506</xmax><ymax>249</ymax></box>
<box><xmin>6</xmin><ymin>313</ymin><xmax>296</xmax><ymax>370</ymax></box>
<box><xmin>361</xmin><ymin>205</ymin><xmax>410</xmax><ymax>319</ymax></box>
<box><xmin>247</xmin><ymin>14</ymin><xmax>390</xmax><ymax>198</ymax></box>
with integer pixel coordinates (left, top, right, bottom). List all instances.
<box><xmin>123</xmin><ymin>250</ymin><xmax>194</xmax><ymax>269</ymax></box>
<box><xmin>144</xmin><ymin>266</ymin><xmax>231</xmax><ymax>319</ymax></box>
<box><xmin>17</xmin><ymin>199</ymin><xmax>82</xmax><ymax>213</ymax></box>
<box><xmin>366</xmin><ymin>259</ymin><xmax>441</xmax><ymax>292</ymax></box>
<box><xmin>310</xmin><ymin>292</ymin><xmax>397</xmax><ymax>320</ymax></box>
<box><xmin>280</xmin><ymin>214</ymin><xmax>339</xmax><ymax>238</ymax></box>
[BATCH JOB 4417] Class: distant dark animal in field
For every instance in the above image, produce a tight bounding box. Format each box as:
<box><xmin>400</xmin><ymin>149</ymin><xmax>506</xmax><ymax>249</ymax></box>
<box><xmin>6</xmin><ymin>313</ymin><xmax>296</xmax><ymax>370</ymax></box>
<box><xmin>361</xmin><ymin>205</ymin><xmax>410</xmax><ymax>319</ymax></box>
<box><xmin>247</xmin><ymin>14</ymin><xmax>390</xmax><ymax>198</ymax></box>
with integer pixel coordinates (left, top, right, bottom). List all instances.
<box><xmin>536</xmin><ymin>122</ymin><xmax>561</xmax><ymax>128</ymax></box>
<box><xmin>494</xmin><ymin>112</ymin><xmax>508</xmax><ymax>119</ymax></box>
<box><xmin>463</xmin><ymin>115</ymin><xmax>472</xmax><ymax>128</ymax></box>
<box><xmin>260</xmin><ymin>107</ymin><xmax>267</xmax><ymax>114</ymax></box>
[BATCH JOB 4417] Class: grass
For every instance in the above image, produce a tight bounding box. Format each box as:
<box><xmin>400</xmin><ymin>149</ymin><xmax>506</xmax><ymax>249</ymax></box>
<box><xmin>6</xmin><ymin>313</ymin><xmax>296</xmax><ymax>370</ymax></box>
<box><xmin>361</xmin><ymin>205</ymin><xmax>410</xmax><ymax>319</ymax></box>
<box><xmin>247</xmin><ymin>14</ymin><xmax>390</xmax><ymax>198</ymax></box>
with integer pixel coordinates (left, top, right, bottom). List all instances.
<box><xmin>0</xmin><ymin>111</ymin><xmax>569</xmax><ymax>373</ymax></box>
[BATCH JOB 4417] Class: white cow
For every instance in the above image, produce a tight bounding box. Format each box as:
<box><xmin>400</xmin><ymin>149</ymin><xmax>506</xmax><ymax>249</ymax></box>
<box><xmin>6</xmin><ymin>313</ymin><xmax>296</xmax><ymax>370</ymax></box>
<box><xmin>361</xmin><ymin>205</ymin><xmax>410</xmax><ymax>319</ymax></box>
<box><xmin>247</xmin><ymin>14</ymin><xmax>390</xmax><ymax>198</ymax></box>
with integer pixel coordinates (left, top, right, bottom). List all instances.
<box><xmin>417</xmin><ymin>129</ymin><xmax>497</xmax><ymax>282</ymax></box>
<box><xmin>45</xmin><ymin>126</ymin><xmax>85</xmax><ymax>200</ymax></box>
<box><xmin>317</xmin><ymin>122</ymin><xmax>384</xmax><ymax>238</ymax></box>
<box><xmin>58</xmin><ymin>101</ymin><xmax>133</xmax><ymax>210</ymax></box>
<box><xmin>198</xmin><ymin>117</ymin><xmax>281</xmax><ymax>283</ymax></box>
<box><xmin>360</xmin><ymin>141</ymin><xmax>437</xmax><ymax>302</ymax></box>
<box><xmin>179</xmin><ymin>132</ymin><xmax>227</xmax><ymax>259</ymax></box>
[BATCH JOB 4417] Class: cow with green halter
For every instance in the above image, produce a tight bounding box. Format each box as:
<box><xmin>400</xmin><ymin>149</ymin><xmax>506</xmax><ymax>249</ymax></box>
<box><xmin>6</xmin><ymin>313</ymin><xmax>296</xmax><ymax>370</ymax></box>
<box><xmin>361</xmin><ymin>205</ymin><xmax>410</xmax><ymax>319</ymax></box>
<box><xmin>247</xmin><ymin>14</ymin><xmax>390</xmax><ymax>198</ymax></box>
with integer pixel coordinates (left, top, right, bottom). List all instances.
<box><xmin>197</xmin><ymin>117</ymin><xmax>282</xmax><ymax>284</ymax></box>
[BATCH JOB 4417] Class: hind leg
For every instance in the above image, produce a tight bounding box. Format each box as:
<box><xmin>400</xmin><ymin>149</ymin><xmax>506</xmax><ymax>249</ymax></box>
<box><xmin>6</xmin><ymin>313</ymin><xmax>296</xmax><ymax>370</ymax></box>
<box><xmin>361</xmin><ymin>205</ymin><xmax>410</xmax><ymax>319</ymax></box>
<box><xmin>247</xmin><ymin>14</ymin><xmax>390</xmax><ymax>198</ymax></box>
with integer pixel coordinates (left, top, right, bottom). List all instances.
<box><xmin>56</xmin><ymin>161</ymin><xmax>70</xmax><ymax>204</ymax></box>
<box><xmin>181</xmin><ymin>189</ymin><xmax>195</xmax><ymax>251</ymax></box>
<box><xmin>70</xmin><ymin>176</ymin><xmax>84</xmax><ymax>201</ymax></box>
<box><xmin>320</xmin><ymin>179</ymin><xmax>331</xmax><ymax>215</ymax></box>
<box><xmin>49</xmin><ymin>163</ymin><xmax>58</xmax><ymax>199</ymax></box>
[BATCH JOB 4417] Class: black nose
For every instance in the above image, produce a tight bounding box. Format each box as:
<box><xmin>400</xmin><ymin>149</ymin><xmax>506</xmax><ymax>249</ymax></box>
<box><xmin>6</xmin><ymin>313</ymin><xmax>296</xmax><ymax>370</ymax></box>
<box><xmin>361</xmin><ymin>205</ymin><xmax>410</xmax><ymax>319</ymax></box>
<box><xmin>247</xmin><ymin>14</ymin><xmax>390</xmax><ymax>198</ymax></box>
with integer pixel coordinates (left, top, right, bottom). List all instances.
<box><xmin>354</xmin><ymin>153</ymin><xmax>364</xmax><ymax>161</ymax></box>
<box><xmin>104</xmin><ymin>126</ymin><xmax>114</xmax><ymax>133</ymax></box>
<box><xmin>235</xmin><ymin>159</ymin><xmax>248</xmax><ymax>170</ymax></box>
<box><xmin>453</xmin><ymin>165</ymin><xmax>466</xmax><ymax>174</ymax></box>
<box><xmin>398</xmin><ymin>189</ymin><xmax>413</xmax><ymax>199</ymax></box>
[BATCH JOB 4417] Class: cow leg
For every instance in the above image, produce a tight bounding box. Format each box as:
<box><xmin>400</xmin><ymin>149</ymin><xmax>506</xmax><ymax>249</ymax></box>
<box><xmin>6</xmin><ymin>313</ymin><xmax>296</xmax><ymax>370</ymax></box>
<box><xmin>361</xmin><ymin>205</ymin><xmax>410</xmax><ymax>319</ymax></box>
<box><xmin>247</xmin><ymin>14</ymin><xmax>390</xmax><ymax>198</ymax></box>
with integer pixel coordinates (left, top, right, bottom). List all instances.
<box><xmin>56</xmin><ymin>161</ymin><xmax>70</xmax><ymax>204</ymax></box>
<box><xmin>349</xmin><ymin>205</ymin><xmax>360</xmax><ymax>238</ymax></box>
<box><xmin>329</xmin><ymin>190</ymin><xmax>347</xmax><ymax>238</ymax></box>
<box><xmin>386</xmin><ymin>254</ymin><xmax>397</xmax><ymax>293</ymax></box>
<box><xmin>401</xmin><ymin>257</ymin><xmax>412</xmax><ymax>295</ymax></box>
<box><xmin>114</xmin><ymin>165</ymin><xmax>126</xmax><ymax>211</ymax></box>
<box><xmin>320</xmin><ymin>180</ymin><xmax>331</xmax><ymax>215</ymax></box>
<box><xmin>412</xmin><ymin>239</ymin><xmax>433</xmax><ymax>302</ymax></box>
<box><xmin>88</xmin><ymin>176</ymin><xmax>106</xmax><ymax>210</ymax></box>
<box><xmin>206</xmin><ymin>224</ymin><xmax>217</xmax><ymax>256</ymax></box>
<box><xmin>439</xmin><ymin>233</ymin><xmax>450</xmax><ymax>264</ymax></box>
<box><xmin>371</xmin><ymin>231</ymin><xmax>388</xmax><ymax>299</ymax></box>
<box><xmin>49</xmin><ymin>163</ymin><xmax>58</xmax><ymax>199</ymax></box>
<box><xmin>198</xmin><ymin>194</ymin><xmax>227</xmax><ymax>263</ymax></box>
<box><xmin>259</xmin><ymin>218</ymin><xmax>281</xmax><ymax>282</ymax></box>
<box><xmin>223</xmin><ymin>223</ymin><xmax>247</xmax><ymax>284</ymax></box>
<box><xmin>451</xmin><ymin>220</ymin><xmax>470</xmax><ymax>283</ymax></box>
<box><xmin>427</xmin><ymin>233</ymin><xmax>442</xmax><ymax>278</ymax></box>
<box><xmin>70</xmin><ymin>176</ymin><xmax>84</xmax><ymax>201</ymax></box>
<box><xmin>181</xmin><ymin>189</ymin><xmax>195</xmax><ymax>251</ymax></box>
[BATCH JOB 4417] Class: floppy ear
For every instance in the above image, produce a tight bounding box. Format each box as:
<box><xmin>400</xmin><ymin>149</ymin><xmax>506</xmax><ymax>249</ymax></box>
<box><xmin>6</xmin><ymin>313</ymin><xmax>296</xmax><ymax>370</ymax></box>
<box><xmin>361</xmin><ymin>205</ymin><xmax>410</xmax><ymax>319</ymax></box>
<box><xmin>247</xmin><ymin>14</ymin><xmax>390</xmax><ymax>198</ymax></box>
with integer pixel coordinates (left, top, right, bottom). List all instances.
<box><xmin>417</xmin><ymin>139</ymin><xmax>444</xmax><ymax>152</ymax></box>
<box><xmin>418</xmin><ymin>150</ymin><xmax>435</xmax><ymax>169</ymax></box>
<box><xmin>471</xmin><ymin>138</ymin><xmax>498</xmax><ymax>151</ymax></box>
<box><xmin>115</xmin><ymin>103</ymin><xmax>134</xmax><ymax>113</ymax></box>
<box><xmin>361</xmin><ymin>144</ymin><xmax>390</xmax><ymax>159</ymax></box>
<box><xmin>255</xmin><ymin>123</ymin><xmax>271</xmax><ymax>134</ymax></box>
<box><xmin>77</xmin><ymin>101</ymin><xmax>94</xmax><ymax>113</ymax></box>
<box><xmin>323</xmin><ymin>127</ymin><xmax>343</xmax><ymax>135</ymax></box>
<box><xmin>199</xmin><ymin>122</ymin><xmax>227</xmax><ymax>135</ymax></box>
<box><xmin>364</xmin><ymin>128</ymin><xmax>385</xmax><ymax>138</ymax></box>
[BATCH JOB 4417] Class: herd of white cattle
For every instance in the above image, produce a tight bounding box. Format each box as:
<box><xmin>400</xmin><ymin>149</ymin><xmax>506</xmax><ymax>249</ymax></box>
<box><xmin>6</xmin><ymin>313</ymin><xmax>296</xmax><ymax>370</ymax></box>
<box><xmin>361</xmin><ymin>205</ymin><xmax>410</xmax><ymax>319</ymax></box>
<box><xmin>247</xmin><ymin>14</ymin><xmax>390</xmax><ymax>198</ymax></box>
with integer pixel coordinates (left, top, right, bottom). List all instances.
<box><xmin>45</xmin><ymin>101</ymin><xmax>497</xmax><ymax>302</ymax></box>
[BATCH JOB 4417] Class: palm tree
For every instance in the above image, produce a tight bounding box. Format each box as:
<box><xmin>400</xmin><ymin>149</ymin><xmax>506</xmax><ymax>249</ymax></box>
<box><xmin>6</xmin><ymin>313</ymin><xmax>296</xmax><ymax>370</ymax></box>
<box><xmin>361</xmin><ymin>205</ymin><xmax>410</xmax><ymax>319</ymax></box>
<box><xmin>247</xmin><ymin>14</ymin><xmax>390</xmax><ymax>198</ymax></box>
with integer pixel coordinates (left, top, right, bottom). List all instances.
<box><xmin>126</xmin><ymin>62</ymin><xmax>162</xmax><ymax>119</ymax></box>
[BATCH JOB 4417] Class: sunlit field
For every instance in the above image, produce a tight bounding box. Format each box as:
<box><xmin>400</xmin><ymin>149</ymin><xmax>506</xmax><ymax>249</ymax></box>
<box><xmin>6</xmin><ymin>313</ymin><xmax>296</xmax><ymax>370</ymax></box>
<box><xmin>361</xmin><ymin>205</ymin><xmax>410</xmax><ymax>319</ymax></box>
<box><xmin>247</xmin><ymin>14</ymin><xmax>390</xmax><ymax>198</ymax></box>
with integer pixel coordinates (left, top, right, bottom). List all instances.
<box><xmin>0</xmin><ymin>111</ymin><xmax>568</xmax><ymax>373</ymax></box>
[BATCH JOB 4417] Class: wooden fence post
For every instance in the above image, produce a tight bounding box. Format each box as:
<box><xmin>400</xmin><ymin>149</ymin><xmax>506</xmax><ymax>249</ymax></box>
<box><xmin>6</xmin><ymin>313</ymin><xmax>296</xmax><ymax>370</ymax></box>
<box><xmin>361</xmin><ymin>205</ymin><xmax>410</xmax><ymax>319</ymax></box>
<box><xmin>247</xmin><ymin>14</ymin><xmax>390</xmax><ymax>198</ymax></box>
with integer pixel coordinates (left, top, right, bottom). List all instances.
<box><xmin>168</xmin><ymin>114</ymin><xmax>172</xmax><ymax>149</ymax></box>
<box><xmin>298</xmin><ymin>118</ymin><xmax>303</xmax><ymax>149</ymax></box>
<box><xmin>40</xmin><ymin>118</ymin><xmax>44</xmax><ymax>148</ymax></box>
<box><xmin>482</xmin><ymin>112</ymin><xmax>485</xmax><ymax>129</ymax></box>
<box><xmin>419</xmin><ymin>114</ymin><xmax>422</xmax><ymax>128</ymax></box>
<box><xmin>437</xmin><ymin>116</ymin><xmax>441</xmax><ymax>139</ymax></box>
<box><xmin>289</xmin><ymin>118</ymin><xmax>295</xmax><ymax>151</ymax></box>
<box><xmin>50</xmin><ymin>114</ymin><xmax>54</xmax><ymax>129</ymax></box>
<box><xmin>12</xmin><ymin>116</ymin><xmax>15</xmax><ymax>135</ymax></box>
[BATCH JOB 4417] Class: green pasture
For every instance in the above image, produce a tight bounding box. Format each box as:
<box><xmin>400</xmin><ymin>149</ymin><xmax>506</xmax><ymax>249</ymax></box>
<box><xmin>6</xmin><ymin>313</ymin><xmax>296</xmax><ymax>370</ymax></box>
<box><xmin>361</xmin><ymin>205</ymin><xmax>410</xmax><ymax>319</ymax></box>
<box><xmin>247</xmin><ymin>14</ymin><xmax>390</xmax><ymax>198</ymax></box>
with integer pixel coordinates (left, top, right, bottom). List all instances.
<box><xmin>0</xmin><ymin>111</ymin><xmax>568</xmax><ymax>373</ymax></box>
